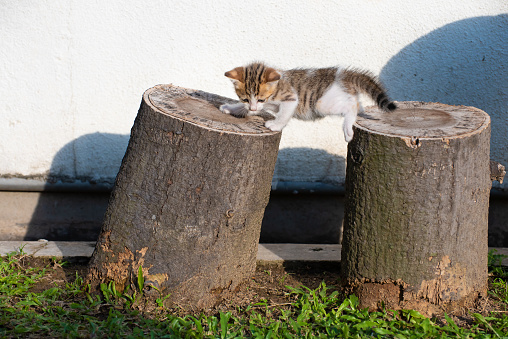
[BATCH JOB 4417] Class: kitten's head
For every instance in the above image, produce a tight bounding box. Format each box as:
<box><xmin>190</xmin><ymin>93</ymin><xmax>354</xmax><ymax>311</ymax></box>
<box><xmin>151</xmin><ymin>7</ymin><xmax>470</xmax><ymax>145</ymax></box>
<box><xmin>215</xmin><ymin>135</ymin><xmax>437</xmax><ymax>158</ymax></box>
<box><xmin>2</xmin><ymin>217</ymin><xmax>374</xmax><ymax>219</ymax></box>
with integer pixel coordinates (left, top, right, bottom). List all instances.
<box><xmin>225</xmin><ymin>62</ymin><xmax>280</xmax><ymax>112</ymax></box>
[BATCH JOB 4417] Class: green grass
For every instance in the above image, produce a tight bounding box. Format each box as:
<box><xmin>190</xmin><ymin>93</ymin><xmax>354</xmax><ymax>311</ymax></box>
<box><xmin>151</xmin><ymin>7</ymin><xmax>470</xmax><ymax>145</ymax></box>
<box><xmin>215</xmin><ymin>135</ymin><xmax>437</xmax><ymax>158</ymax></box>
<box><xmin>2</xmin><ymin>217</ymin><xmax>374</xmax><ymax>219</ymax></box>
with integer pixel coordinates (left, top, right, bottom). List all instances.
<box><xmin>0</xmin><ymin>248</ymin><xmax>507</xmax><ymax>338</ymax></box>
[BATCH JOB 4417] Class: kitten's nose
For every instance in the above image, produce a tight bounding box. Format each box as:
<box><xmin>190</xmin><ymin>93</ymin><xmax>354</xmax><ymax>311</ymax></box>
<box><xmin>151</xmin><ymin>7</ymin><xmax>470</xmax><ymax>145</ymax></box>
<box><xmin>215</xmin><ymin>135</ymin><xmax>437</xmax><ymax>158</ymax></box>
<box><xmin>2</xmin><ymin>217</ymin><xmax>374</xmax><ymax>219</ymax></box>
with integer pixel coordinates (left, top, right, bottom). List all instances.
<box><xmin>249</xmin><ymin>103</ymin><xmax>257</xmax><ymax>111</ymax></box>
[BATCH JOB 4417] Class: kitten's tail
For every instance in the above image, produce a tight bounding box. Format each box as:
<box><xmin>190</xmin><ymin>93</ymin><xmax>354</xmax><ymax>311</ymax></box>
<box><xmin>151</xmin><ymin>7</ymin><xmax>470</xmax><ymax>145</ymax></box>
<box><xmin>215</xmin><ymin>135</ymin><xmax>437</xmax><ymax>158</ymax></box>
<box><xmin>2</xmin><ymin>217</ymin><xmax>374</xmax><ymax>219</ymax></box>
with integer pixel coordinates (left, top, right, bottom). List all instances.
<box><xmin>340</xmin><ymin>68</ymin><xmax>397</xmax><ymax>111</ymax></box>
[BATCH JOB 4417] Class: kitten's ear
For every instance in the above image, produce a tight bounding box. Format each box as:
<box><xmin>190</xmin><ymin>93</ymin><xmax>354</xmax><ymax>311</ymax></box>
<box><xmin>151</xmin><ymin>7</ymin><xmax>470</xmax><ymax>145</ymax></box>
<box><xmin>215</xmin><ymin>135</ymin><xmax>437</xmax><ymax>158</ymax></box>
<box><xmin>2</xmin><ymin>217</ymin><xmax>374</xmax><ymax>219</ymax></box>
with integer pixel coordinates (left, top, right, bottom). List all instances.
<box><xmin>224</xmin><ymin>67</ymin><xmax>244</xmax><ymax>82</ymax></box>
<box><xmin>264</xmin><ymin>68</ymin><xmax>281</xmax><ymax>82</ymax></box>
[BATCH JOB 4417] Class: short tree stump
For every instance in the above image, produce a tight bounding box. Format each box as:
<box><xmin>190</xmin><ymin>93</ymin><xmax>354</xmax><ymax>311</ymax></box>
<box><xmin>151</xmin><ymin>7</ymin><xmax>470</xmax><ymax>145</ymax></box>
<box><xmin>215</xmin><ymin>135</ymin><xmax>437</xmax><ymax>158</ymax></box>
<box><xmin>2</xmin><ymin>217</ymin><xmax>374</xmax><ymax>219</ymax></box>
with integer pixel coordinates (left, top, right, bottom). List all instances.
<box><xmin>341</xmin><ymin>101</ymin><xmax>491</xmax><ymax>315</ymax></box>
<box><xmin>85</xmin><ymin>85</ymin><xmax>281</xmax><ymax>310</ymax></box>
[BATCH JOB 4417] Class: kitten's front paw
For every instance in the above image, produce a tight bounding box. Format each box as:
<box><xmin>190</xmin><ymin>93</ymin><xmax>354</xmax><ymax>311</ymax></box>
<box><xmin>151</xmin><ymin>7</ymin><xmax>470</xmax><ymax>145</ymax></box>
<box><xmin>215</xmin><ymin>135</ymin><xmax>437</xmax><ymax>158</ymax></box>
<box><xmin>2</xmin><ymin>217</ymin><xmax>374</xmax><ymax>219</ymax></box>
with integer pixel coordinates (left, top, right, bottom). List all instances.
<box><xmin>343</xmin><ymin>124</ymin><xmax>354</xmax><ymax>142</ymax></box>
<box><xmin>219</xmin><ymin>104</ymin><xmax>231</xmax><ymax>114</ymax></box>
<box><xmin>265</xmin><ymin>120</ymin><xmax>285</xmax><ymax>132</ymax></box>
<box><xmin>220</xmin><ymin>103</ymin><xmax>248</xmax><ymax>117</ymax></box>
<box><xmin>344</xmin><ymin>130</ymin><xmax>354</xmax><ymax>142</ymax></box>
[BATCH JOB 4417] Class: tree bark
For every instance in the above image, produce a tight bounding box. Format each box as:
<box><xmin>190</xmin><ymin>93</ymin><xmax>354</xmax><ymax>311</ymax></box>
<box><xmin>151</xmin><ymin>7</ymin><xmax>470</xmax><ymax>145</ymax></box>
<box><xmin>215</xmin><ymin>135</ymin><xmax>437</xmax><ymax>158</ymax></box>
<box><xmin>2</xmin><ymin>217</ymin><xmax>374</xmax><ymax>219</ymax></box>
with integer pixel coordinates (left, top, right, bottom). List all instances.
<box><xmin>85</xmin><ymin>85</ymin><xmax>281</xmax><ymax>310</ymax></box>
<box><xmin>341</xmin><ymin>101</ymin><xmax>491</xmax><ymax>315</ymax></box>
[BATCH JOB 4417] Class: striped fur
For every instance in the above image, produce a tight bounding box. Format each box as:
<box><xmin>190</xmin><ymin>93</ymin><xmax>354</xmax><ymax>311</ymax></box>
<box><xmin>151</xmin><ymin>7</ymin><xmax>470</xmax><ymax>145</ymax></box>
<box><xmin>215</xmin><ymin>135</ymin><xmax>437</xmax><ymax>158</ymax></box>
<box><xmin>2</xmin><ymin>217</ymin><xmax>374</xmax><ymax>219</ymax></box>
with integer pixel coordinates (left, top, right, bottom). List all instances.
<box><xmin>339</xmin><ymin>68</ymin><xmax>397</xmax><ymax>111</ymax></box>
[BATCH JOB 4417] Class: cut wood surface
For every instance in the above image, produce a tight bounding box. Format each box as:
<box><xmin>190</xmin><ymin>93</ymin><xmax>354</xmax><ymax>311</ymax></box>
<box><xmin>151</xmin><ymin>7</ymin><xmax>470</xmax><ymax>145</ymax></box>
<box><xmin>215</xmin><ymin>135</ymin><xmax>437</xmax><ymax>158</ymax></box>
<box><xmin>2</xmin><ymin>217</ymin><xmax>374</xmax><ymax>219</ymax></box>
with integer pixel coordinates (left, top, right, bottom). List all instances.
<box><xmin>85</xmin><ymin>85</ymin><xmax>281</xmax><ymax>309</ymax></box>
<box><xmin>147</xmin><ymin>86</ymin><xmax>270</xmax><ymax>134</ymax></box>
<box><xmin>342</xmin><ymin>101</ymin><xmax>491</xmax><ymax>315</ymax></box>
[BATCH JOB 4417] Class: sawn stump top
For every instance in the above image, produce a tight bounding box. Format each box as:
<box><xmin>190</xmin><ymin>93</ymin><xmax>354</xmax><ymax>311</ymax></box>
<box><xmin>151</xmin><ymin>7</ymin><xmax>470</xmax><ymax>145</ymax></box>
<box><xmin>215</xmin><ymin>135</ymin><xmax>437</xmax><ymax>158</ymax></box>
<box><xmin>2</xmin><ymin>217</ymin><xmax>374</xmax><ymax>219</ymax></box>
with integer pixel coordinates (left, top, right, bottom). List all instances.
<box><xmin>358</xmin><ymin>101</ymin><xmax>490</xmax><ymax>139</ymax></box>
<box><xmin>146</xmin><ymin>84</ymin><xmax>278</xmax><ymax>135</ymax></box>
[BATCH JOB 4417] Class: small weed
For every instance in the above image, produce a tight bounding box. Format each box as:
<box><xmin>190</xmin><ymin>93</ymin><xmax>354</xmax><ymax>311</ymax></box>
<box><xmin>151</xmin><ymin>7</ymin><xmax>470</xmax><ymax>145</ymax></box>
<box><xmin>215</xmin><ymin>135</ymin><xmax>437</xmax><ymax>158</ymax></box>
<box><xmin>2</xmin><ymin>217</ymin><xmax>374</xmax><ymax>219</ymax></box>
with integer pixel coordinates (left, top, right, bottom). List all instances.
<box><xmin>137</xmin><ymin>265</ymin><xmax>144</xmax><ymax>293</ymax></box>
<box><xmin>278</xmin><ymin>272</ymin><xmax>292</xmax><ymax>285</ymax></box>
<box><xmin>100</xmin><ymin>281</ymin><xmax>122</xmax><ymax>303</ymax></box>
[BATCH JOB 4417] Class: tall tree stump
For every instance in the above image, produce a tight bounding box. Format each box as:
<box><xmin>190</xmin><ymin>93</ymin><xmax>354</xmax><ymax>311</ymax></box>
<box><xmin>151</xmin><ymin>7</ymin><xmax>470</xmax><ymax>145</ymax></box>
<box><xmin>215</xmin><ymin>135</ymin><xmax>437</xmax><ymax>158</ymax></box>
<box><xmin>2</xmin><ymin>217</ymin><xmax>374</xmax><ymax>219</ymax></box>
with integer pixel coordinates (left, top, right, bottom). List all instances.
<box><xmin>85</xmin><ymin>85</ymin><xmax>281</xmax><ymax>309</ymax></box>
<box><xmin>341</xmin><ymin>101</ymin><xmax>491</xmax><ymax>315</ymax></box>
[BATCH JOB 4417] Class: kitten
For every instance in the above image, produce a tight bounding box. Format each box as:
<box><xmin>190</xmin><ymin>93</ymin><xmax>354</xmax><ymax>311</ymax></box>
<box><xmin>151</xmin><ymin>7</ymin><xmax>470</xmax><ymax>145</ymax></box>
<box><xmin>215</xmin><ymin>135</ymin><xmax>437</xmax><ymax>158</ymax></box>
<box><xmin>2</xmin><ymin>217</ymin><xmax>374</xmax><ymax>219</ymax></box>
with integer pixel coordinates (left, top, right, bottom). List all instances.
<box><xmin>220</xmin><ymin>62</ymin><xmax>396</xmax><ymax>142</ymax></box>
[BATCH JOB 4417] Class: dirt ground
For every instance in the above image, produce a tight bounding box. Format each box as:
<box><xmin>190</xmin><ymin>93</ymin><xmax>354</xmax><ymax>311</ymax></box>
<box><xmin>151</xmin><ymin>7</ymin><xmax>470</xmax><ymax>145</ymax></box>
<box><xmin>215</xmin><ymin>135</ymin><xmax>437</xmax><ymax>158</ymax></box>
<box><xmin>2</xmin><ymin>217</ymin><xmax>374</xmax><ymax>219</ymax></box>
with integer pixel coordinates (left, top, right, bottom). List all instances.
<box><xmin>28</xmin><ymin>257</ymin><xmax>341</xmax><ymax>312</ymax></box>
<box><xmin>23</xmin><ymin>256</ymin><xmax>505</xmax><ymax>328</ymax></box>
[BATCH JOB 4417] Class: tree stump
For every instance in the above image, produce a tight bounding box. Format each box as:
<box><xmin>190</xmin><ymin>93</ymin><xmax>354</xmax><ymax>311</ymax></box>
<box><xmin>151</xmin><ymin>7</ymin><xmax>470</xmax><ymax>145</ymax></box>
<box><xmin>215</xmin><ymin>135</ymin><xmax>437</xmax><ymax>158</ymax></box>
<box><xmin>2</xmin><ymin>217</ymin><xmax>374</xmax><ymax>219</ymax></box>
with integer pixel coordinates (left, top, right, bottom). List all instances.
<box><xmin>85</xmin><ymin>85</ymin><xmax>281</xmax><ymax>309</ymax></box>
<box><xmin>341</xmin><ymin>101</ymin><xmax>491</xmax><ymax>315</ymax></box>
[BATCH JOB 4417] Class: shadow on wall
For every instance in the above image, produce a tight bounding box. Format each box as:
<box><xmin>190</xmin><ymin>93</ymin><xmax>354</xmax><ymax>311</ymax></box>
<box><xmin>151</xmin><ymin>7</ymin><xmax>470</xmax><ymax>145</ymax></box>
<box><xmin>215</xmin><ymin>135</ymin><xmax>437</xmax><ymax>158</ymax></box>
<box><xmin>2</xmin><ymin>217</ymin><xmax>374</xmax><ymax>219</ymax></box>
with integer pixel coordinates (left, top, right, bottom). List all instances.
<box><xmin>261</xmin><ymin>148</ymin><xmax>346</xmax><ymax>244</ymax></box>
<box><xmin>380</xmin><ymin>14</ymin><xmax>508</xmax><ymax>163</ymax></box>
<box><xmin>46</xmin><ymin>132</ymin><xmax>130</xmax><ymax>185</ymax></box>
<box><xmin>273</xmin><ymin>147</ymin><xmax>346</xmax><ymax>185</ymax></box>
<box><xmin>24</xmin><ymin>133</ymin><xmax>129</xmax><ymax>241</ymax></box>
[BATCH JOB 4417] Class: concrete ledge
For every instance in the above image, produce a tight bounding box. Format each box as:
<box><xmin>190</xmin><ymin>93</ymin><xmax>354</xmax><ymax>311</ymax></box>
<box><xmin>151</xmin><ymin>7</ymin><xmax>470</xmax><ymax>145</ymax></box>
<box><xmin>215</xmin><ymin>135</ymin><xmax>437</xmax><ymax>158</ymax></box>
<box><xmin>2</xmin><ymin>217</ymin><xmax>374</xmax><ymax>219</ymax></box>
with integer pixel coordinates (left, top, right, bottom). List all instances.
<box><xmin>0</xmin><ymin>241</ymin><xmax>507</xmax><ymax>265</ymax></box>
<box><xmin>258</xmin><ymin>243</ymin><xmax>341</xmax><ymax>261</ymax></box>
<box><xmin>0</xmin><ymin>241</ymin><xmax>96</xmax><ymax>261</ymax></box>
<box><xmin>0</xmin><ymin>241</ymin><xmax>342</xmax><ymax>262</ymax></box>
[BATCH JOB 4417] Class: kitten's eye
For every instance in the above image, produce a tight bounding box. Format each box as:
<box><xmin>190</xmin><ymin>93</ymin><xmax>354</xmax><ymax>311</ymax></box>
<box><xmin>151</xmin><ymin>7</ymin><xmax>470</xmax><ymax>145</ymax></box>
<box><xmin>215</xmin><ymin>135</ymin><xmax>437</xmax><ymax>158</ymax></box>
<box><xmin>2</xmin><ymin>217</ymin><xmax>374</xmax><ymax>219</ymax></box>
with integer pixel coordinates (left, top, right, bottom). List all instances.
<box><xmin>242</xmin><ymin>98</ymin><xmax>249</xmax><ymax>103</ymax></box>
<box><xmin>258</xmin><ymin>99</ymin><xmax>265</xmax><ymax>103</ymax></box>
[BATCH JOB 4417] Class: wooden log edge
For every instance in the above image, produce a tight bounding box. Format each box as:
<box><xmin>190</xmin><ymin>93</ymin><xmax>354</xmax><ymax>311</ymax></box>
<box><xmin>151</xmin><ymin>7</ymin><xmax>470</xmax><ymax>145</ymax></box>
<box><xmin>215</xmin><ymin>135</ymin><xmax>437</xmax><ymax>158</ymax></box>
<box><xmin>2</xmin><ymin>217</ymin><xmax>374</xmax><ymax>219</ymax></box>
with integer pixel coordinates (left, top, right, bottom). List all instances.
<box><xmin>145</xmin><ymin>84</ymin><xmax>278</xmax><ymax>135</ymax></box>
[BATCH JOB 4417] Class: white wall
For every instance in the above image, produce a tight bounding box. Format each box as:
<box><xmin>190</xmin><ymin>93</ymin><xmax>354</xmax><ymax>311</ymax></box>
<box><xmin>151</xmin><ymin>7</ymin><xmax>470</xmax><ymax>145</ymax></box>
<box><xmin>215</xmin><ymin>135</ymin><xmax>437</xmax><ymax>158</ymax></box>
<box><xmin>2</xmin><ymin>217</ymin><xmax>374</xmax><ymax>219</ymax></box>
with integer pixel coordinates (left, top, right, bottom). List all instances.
<box><xmin>1</xmin><ymin>1</ymin><xmax>506</xmax><ymax>188</ymax></box>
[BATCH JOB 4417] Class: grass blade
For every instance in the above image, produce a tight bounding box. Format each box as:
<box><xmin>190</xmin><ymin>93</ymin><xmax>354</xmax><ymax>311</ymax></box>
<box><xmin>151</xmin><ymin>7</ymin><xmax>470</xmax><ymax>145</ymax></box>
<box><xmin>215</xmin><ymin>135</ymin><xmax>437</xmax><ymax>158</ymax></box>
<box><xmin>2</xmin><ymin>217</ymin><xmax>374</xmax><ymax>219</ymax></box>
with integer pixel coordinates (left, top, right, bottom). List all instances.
<box><xmin>137</xmin><ymin>265</ymin><xmax>144</xmax><ymax>293</ymax></box>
